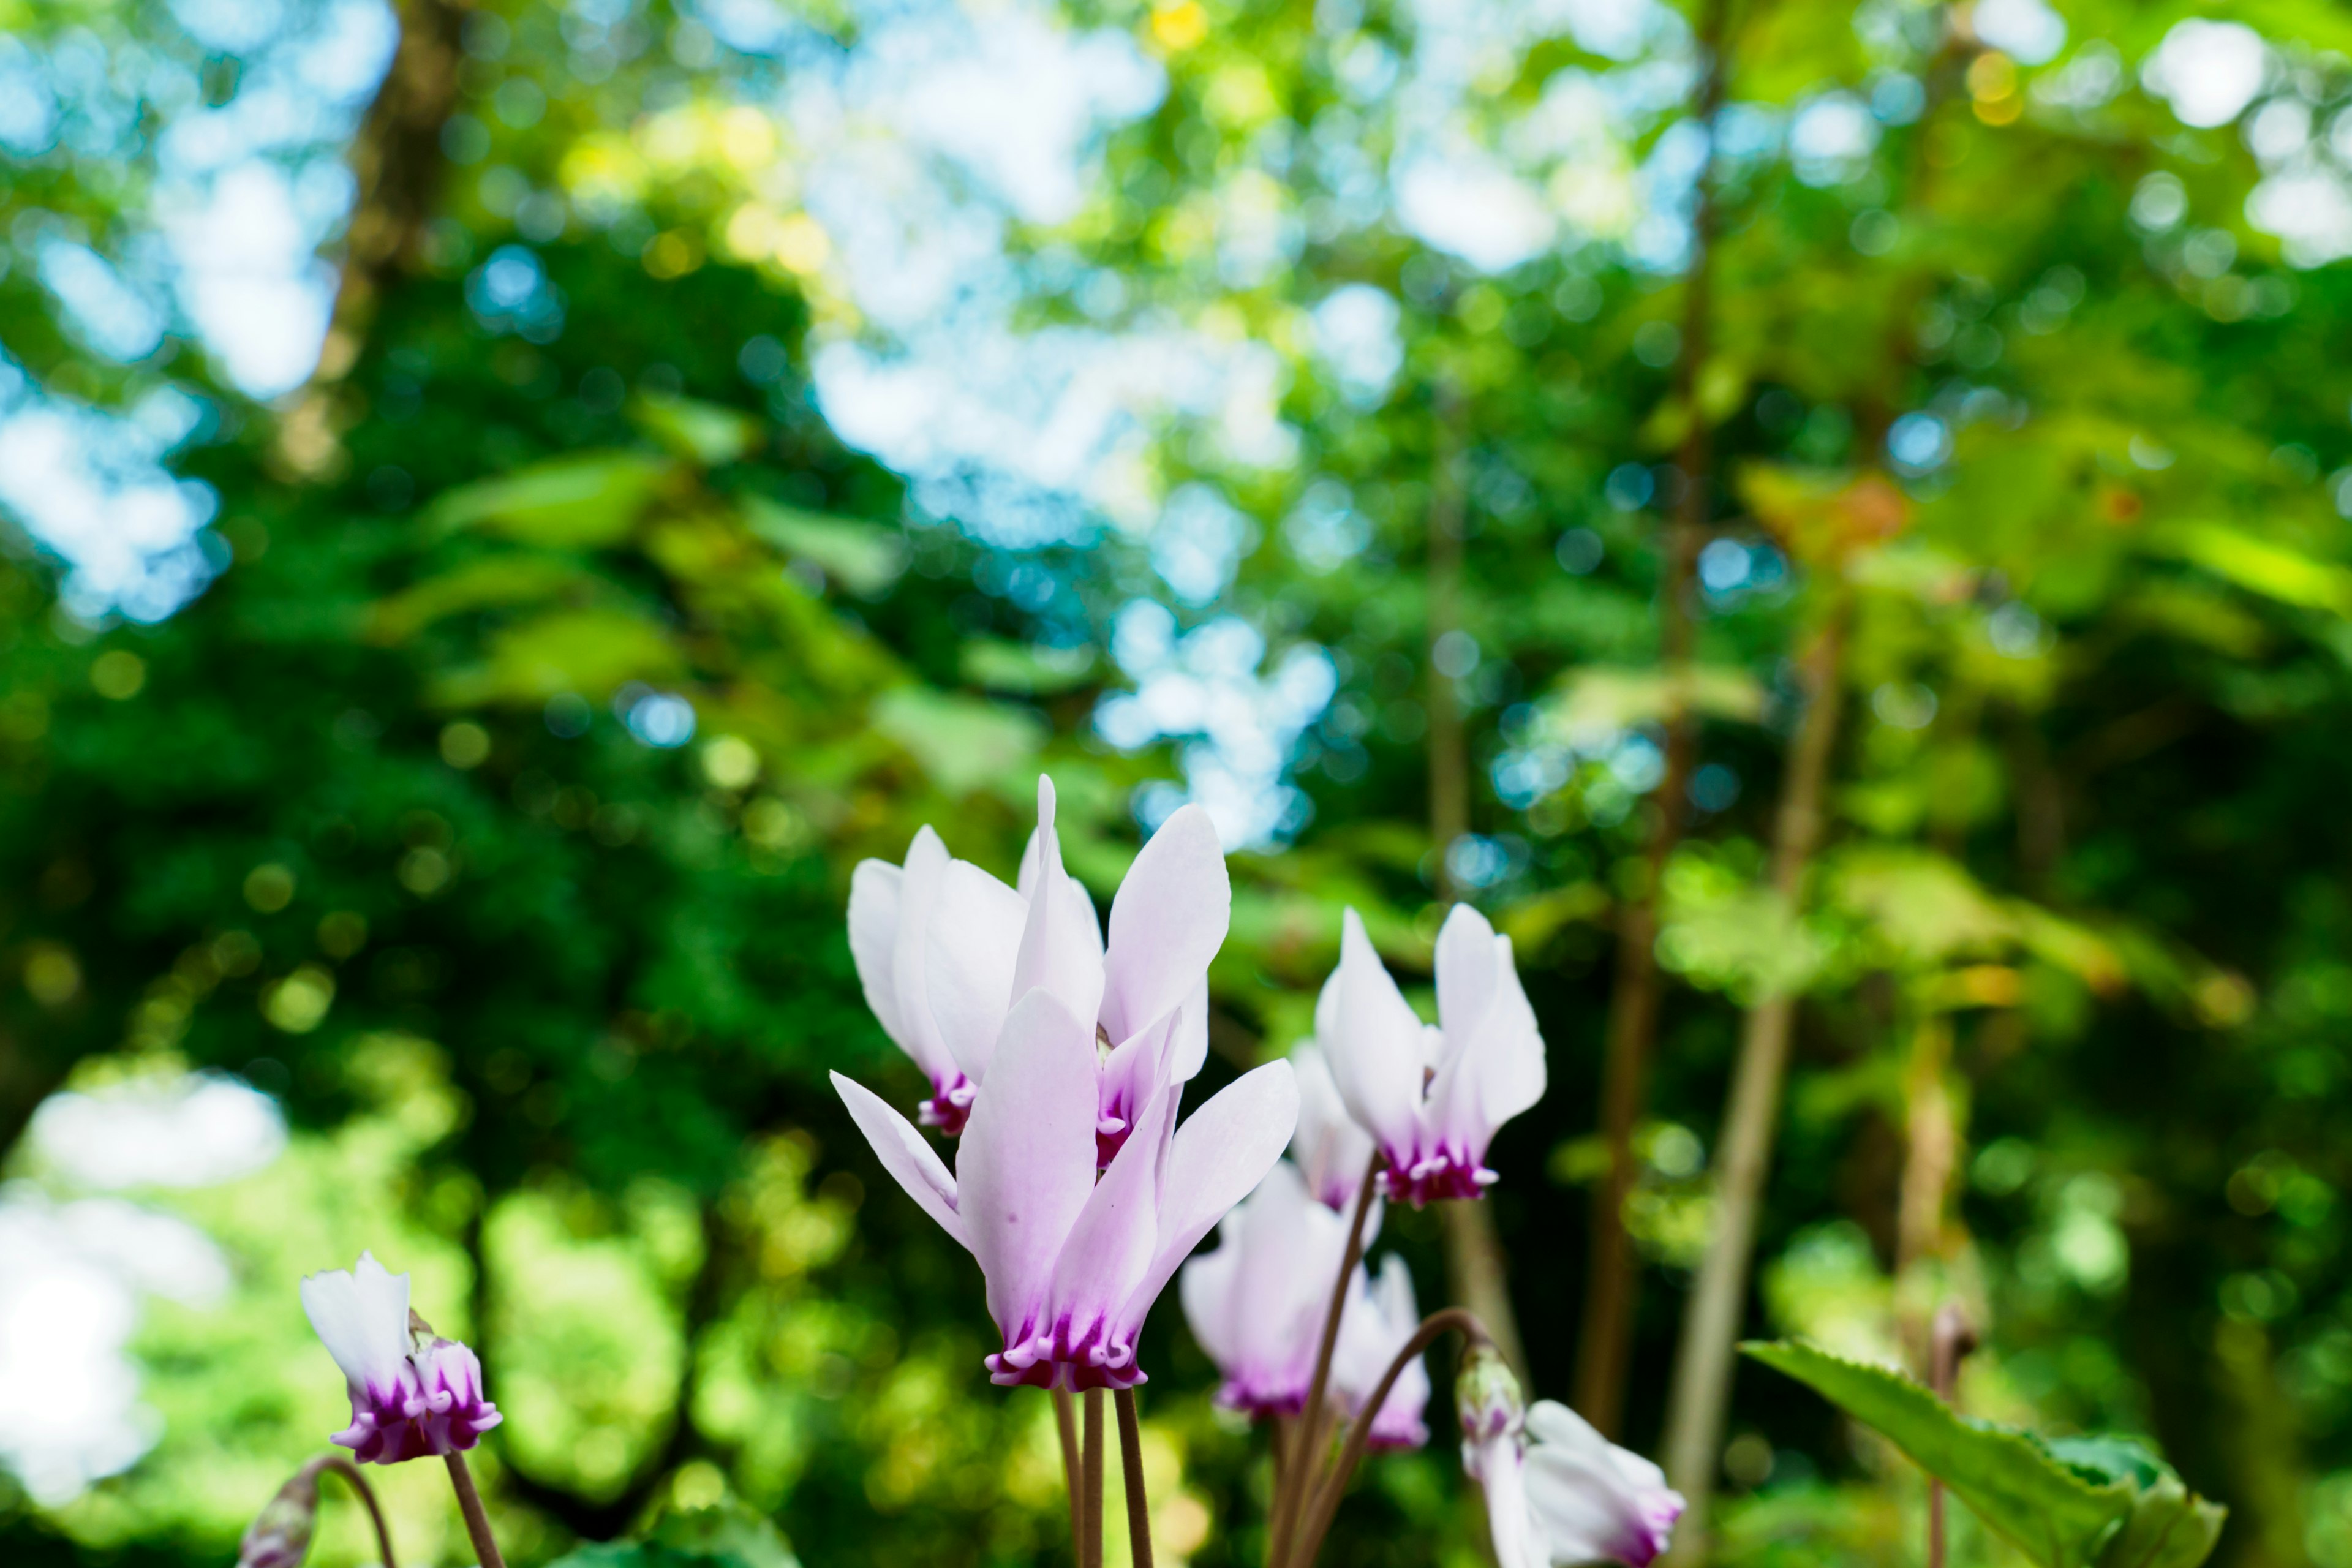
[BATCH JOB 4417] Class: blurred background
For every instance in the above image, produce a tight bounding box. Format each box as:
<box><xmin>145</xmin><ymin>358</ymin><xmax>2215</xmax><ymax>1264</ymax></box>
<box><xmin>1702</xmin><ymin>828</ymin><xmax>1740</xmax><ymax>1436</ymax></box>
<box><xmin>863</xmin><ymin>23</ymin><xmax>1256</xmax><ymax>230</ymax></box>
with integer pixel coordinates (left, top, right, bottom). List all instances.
<box><xmin>3</xmin><ymin>0</ymin><xmax>2351</xmax><ymax>1562</ymax></box>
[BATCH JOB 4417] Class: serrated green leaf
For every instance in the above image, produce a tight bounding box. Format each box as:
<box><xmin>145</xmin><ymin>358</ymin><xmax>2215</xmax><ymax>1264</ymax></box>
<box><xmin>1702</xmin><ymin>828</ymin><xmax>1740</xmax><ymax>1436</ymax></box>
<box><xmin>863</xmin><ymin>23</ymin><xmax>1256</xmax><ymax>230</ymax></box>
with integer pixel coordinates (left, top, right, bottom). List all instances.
<box><xmin>424</xmin><ymin>452</ymin><xmax>673</xmax><ymax>548</ymax></box>
<box><xmin>1743</xmin><ymin>1340</ymin><xmax>2132</xmax><ymax>1567</ymax></box>
<box><xmin>742</xmin><ymin>497</ymin><xmax>907</xmax><ymax>597</ymax></box>
<box><xmin>2094</xmin><ymin>1473</ymin><xmax>2226</xmax><ymax>1568</ymax></box>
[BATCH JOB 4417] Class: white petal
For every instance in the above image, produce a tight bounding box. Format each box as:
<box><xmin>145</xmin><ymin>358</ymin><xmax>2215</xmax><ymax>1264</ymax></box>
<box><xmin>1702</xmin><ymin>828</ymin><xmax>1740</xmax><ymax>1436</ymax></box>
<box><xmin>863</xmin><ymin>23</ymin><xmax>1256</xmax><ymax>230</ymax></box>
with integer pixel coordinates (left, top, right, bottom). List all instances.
<box><xmin>831</xmin><ymin>1072</ymin><xmax>968</xmax><ymax>1250</ymax></box>
<box><xmin>924</xmin><ymin>859</ymin><xmax>1028</xmax><ymax>1082</ymax></box>
<box><xmin>889</xmin><ymin>826</ymin><xmax>959</xmax><ymax>1083</ymax></box>
<box><xmin>1100</xmin><ymin>804</ymin><xmax>1229</xmax><ymax>1046</ymax></box>
<box><xmin>1010</xmin><ymin>775</ymin><xmax>1107</xmax><ymax>1031</ymax></box>
<box><xmin>847</xmin><ymin>858</ymin><xmax>905</xmax><ymax>1046</ymax></box>
<box><xmin>300</xmin><ymin>1251</ymin><xmax>410</xmax><ymax>1394</ymax></box>
<box><xmin>1321</xmin><ymin>910</ymin><xmax>1427</xmax><ymax>1151</ymax></box>
<box><xmin>1117</xmin><ymin>1059</ymin><xmax>1298</xmax><ymax>1341</ymax></box>
<box><xmin>1044</xmin><ymin>1083</ymin><xmax>1177</xmax><ymax>1343</ymax></box>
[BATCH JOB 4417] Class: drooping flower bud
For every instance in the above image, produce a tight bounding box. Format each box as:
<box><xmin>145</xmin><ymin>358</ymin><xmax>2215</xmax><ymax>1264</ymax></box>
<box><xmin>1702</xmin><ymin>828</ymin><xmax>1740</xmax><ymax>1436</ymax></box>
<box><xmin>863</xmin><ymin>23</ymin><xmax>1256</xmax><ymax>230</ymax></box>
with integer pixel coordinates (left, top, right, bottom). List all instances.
<box><xmin>236</xmin><ymin>1464</ymin><xmax>320</xmax><ymax>1568</ymax></box>
<box><xmin>1456</xmin><ymin>1341</ymin><xmax>1525</xmax><ymax>1446</ymax></box>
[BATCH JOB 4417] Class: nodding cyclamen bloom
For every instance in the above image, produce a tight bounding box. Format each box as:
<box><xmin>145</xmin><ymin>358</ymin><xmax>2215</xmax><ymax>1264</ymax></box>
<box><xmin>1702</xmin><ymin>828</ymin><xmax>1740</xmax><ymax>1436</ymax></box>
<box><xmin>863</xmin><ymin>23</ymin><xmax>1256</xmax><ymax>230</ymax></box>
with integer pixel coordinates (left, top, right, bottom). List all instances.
<box><xmin>300</xmin><ymin>1253</ymin><xmax>501</xmax><ymax>1464</ymax></box>
<box><xmin>1331</xmin><ymin>1253</ymin><xmax>1430</xmax><ymax>1449</ymax></box>
<box><xmin>834</xmin><ymin>990</ymin><xmax>1296</xmax><ymax>1392</ymax></box>
<box><xmin>1179</xmin><ymin>1161</ymin><xmax>1430</xmax><ymax>1444</ymax></box>
<box><xmin>850</xmin><ymin>777</ymin><xmax>1229</xmax><ymax>1162</ymax></box>
<box><xmin>1290</xmin><ymin>1045</ymin><xmax>1376</xmax><ymax>1212</ymax></box>
<box><xmin>1464</xmin><ymin>1396</ymin><xmax>1685</xmax><ymax>1568</ymax></box>
<box><xmin>1319</xmin><ymin>905</ymin><xmax>1547</xmax><ymax>1207</ymax></box>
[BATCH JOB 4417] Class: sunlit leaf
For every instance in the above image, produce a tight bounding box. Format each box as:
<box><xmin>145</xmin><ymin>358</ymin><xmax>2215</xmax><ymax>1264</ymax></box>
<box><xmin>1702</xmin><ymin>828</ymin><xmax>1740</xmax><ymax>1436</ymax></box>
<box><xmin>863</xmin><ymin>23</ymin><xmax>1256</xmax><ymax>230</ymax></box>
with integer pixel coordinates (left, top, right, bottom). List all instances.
<box><xmin>869</xmin><ymin>687</ymin><xmax>1044</xmax><ymax>795</ymax></box>
<box><xmin>634</xmin><ymin>391</ymin><xmax>763</xmax><ymax>466</ymax></box>
<box><xmin>742</xmin><ymin>498</ymin><xmax>908</xmax><ymax>597</ymax></box>
<box><xmin>424</xmin><ymin>452</ymin><xmax>674</xmax><ymax>548</ymax></box>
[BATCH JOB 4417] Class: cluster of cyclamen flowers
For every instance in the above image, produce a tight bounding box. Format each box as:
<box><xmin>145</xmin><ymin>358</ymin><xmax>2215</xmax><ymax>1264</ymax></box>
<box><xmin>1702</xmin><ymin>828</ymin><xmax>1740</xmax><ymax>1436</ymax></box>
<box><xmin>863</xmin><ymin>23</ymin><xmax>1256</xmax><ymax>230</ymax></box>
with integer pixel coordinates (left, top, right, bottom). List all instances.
<box><xmin>840</xmin><ymin>775</ymin><xmax>1686</xmax><ymax>1567</ymax></box>
<box><xmin>264</xmin><ymin>773</ymin><xmax>1681</xmax><ymax>1568</ymax></box>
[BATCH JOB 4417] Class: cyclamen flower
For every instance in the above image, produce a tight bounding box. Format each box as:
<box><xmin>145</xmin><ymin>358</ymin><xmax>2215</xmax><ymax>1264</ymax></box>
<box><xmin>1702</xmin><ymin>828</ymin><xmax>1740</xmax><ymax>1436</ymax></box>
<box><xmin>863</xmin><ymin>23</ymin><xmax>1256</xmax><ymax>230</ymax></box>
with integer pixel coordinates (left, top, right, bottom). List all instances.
<box><xmin>1179</xmin><ymin>1160</ymin><xmax>1372</xmax><ymax>1416</ymax></box>
<box><xmin>850</xmin><ymin>777</ymin><xmax>1229</xmax><ymax>1163</ymax></box>
<box><xmin>1290</xmin><ymin>1045</ymin><xmax>1376</xmax><ymax>1211</ymax></box>
<box><xmin>1319</xmin><ymin>905</ymin><xmax>1547</xmax><ymax>1206</ymax></box>
<box><xmin>1464</xmin><ymin>1398</ymin><xmax>1684</xmax><ymax>1568</ymax></box>
<box><xmin>834</xmin><ymin>989</ymin><xmax>1296</xmax><ymax>1392</ymax></box>
<box><xmin>300</xmin><ymin>1253</ymin><xmax>501</xmax><ymax>1464</ymax></box>
<box><xmin>1331</xmin><ymin>1253</ymin><xmax>1430</xmax><ymax>1449</ymax></box>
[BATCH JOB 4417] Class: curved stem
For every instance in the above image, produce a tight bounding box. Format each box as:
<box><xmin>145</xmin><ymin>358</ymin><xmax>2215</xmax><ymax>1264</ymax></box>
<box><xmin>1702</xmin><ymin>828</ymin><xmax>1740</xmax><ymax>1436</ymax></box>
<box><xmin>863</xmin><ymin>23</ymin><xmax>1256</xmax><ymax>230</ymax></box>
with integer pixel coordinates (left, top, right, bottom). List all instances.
<box><xmin>1082</xmin><ymin>1389</ymin><xmax>1106</xmax><ymax>1568</ymax></box>
<box><xmin>1290</xmin><ymin>1308</ymin><xmax>1490</xmax><ymax>1568</ymax></box>
<box><xmin>443</xmin><ymin>1452</ymin><xmax>506</xmax><ymax>1568</ymax></box>
<box><xmin>1269</xmin><ymin>1152</ymin><xmax>1382</xmax><ymax>1567</ymax></box>
<box><xmin>308</xmin><ymin>1455</ymin><xmax>398</xmax><ymax>1568</ymax></box>
<box><xmin>1054</xmin><ymin>1389</ymin><xmax>1084</xmax><ymax>1565</ymax></box>
<box><xmin>1115</xmin><ymin>1389</ymin><xmax>1155</xmax><ymax>1568</ymax></box>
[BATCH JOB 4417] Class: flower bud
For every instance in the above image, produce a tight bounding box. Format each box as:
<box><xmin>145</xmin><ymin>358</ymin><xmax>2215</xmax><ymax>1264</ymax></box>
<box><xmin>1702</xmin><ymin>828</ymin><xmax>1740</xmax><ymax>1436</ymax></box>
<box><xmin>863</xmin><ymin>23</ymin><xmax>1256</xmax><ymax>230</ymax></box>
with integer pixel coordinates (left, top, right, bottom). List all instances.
<box><xmin>1455</xmin><ymin>1341</ymin><xmax>1524</xmax><ymax>1447</ymax></box>
<box><xmin>237</xmin><ymin>1465</ymin><xmax>321</xmax><ymax>1568</ymax></box>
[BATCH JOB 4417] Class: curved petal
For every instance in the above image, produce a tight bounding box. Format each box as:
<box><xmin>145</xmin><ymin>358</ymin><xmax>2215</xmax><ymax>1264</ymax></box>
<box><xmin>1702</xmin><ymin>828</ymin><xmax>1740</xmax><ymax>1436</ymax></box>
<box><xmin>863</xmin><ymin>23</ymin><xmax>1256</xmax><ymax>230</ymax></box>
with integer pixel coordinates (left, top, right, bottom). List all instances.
<box><xmin>1167</xmin><ymin>978</ymin><xmax>1210</xmax><ymax>1084</ymax></box>
<box><xmin>847</xmin><ymin>858</ymin><xmax>905</xmax><ymax>1046</ymax></box>
<box><xmin>924</xmin><ymin>859</ymin><xmax>1028</xmax><ymax>1082</ymax></box>
<box><xmin>1101</xmin><ymin>804</ymin><xmax>1229</xmax><ymax>1046</ymax></box>
<box><xmin>957</xmin><ymin>989</ymin><xmax>1103</xmax><ymax>1342</ymax></box>
<box><xmin>1178</xmin><ymin>1228</ymin><xmax>1243</xmax><ymax>1369</ymax></box>
<box><xmin>300</xmin><ymin>1251</ymin><xmax>411</xmax><ymax>1397</ymax></box>
<box><xmin>1117</xmin><ymin>1059</ymin><xmax>1299</xmax><ymax>1341</ymax></box>
<box><xmin>1291</xmin><ymin>1044</ymin><xmax>1377</xmax><ymax>1210</ymax></box>
<box><xmin>1466</xmin><ymin>1431</ymin><xmax>1539</xmax><ymax>1568</ymax></box>
<box><xmin>1011</xmin><ymin>777</ymin><xmax>1107</xmax><ymax>1032</ymax></box>
<box><xmin>1321</xmin><ymin>910</ymin><xmax>1427</xmax><ymax>1152</ymax></box>
<box><xmin>888</xmin><ymin>826</ymin><xmax>958</xmax><ymax>1084</ymax></box>
<box><xmin>1433</xmin><ymin>902</ymin><xmax>1503</xmax><ymax>1048</ymax></box>
<box><xmin>1043</xmin><ymin>1082</ymin><xmax>1177</xmax><ymax>1353</ymax></box>
<box><xmin>831</xmin><ymin>1071</ymin><xmax>967</xmax><ymax>1250</ymax></box>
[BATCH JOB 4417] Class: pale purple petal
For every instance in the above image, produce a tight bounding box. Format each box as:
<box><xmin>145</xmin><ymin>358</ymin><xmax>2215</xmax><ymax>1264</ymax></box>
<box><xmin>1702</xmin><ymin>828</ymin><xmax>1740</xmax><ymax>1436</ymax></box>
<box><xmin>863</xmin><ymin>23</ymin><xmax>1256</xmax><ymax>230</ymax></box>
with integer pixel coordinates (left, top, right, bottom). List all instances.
<box><xmin>1010</xmin><ymin>776</ymin><xmax>1107</xmax><ymax>1033</ymax></box>
<box><xmin>1321</xmin><ymin>910</ymin><xmax>1428</xmax><ymax>1157</ymax></box>
<box><xmin>830</xmin><ymin>1071</ymin><xmax>968</xmax><ymax>1250</ymax></box>
<box><xmin>1100</xmin><ymin>803</ymin><xmax>1229</xmax><ymax>1046</ymax></box>
<box><xmin>1523</xmin><ymin>1400</ymin><xmax>1684</xmax><ymax>1566</ymax></box>
<box><xmin>847</xmin><ymin>857</ymin><xmax>905</xmax><ymax>1046</ymax></box>
<box><xmin>1464</xmin><ymin>1427</ymin><xmax>1539</xmax><ymax>1568</ymax></box>
<box><xmin>957</xmin><ymin>989</ymin><xmax>1103</xmax><ymax>1346</ymax></box>
<box><xmin>1116</xmin><ymin>1058</ymin><xmax>1298</xmax><ymax>1343</ymax></box>
<box><xmin>1425</xmin><ymin>927</ymin><xmax>1546</xmax><ymax>1161</ymax></box>
<box><xmin>1336</xmin><ymin>1254</ymin><xmax>1427</xmax><ymax>1448</ymax></box>
<box><xmin>1184</xmin><ymin>1160</ymin><xmax>1341</xmax><ymax>1414</ymax></box>
<box><xmin>1039</xmin><ymin>1082</ymin><xmax>1177</xmax><ymax>1379</ymax></box>
<box><xmin>300</xmin><ymin>1251</ymin><xmax>411</xmax><ymax>1398</ymax></box>
<box><xmin>924</xmin><ymin>859</ymin><xmax>1028</xmax><ymax>1082</ymax></box>
<box><xmin>889</xmin><ymin>827</ymin><xmax>960</xmax><ymax>1084</ymax></box>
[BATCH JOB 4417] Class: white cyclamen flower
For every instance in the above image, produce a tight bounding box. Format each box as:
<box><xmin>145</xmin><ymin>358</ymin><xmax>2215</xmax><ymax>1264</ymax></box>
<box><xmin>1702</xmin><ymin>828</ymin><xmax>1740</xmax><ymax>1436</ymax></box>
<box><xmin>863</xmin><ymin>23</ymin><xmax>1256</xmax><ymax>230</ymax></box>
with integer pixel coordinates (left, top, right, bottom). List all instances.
<box><xmin>1318</xmin><ymin>904</ymin><xmax>1547</xmax><ymax>1205</ymax></box>
<box><xmin>300</xmin><ymin>1252</ymin><xmax>501</xmax><ymax>1464</ymax></box>
<box><xmin>1467</xmin><ymin>1398</ymin><xmax>1684</xmax><ymax>1568</ymax></box>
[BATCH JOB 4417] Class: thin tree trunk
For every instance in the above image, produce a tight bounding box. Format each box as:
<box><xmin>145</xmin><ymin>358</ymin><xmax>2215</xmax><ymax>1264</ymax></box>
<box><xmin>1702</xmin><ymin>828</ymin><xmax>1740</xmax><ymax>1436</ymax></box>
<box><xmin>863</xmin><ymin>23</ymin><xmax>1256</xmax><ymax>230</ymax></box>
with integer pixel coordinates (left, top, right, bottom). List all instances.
<box><xmin>1660</xmin><ymin>602</ymin><xmax>1848</xmax><ymax>1560</ymax></box>
<box><xmin>1426</xmin><ymin>383</ymin><xmax>1530</xmax><ymax>1382</ymax></box>
<box><xmin>1572</xmin><ymin>0</ymin><xmax>1727</xmax><ymax>1439</ymax></box>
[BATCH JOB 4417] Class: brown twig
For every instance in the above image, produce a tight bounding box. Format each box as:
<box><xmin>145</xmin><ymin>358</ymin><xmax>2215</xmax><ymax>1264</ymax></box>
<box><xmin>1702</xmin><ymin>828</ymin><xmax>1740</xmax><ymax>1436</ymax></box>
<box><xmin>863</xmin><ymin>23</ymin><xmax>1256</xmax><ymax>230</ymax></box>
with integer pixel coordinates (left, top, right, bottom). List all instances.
<box><xmin>1928</xmin><ymin>1305</ymin><xmax>1978</xmax><ymax>1568</ymax></box>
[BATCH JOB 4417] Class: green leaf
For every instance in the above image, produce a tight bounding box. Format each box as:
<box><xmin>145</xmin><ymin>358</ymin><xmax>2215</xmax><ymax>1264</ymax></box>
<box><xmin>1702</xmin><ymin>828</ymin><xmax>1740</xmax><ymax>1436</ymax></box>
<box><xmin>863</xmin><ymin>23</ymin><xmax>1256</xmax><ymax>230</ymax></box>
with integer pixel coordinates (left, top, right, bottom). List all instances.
<box><xmin>2093</xmin><ymin>1474</ymin><xmax>2227</xmax><ymax>1568</ymax></box>
<box><xmin>428</xmin><ymin>606</ymin><xmax>687</xmax><ymax>706</ymax></box>
<box><xmin>634</xmin><ymin>391</ymin><xmax>763</xmax><ymax>466</ymax></box>
<box><xmin>367</xmin><ymin>555</ymin><xmax>601</xmax><ymax>643</ymax></box>
<box><xmin>1742</xmin><ymin>1340</ymin><xmax>2133</xmax><ymax>1567</ymax></box>
<box><xmin>742</xmin><ymin>497</ymin><xmax>908</xmax><ymax>596</ymax></box>
<box><xmin>870</xmin><ymin>686</ymin><xmax>1044</xmax><ymax>796</ymax></box>
<box><xmin>424</xmin><ymin>452</ymin><xmax>674</xmax><ymax>548</ymax></box>
<box><xmin>2158</xmin><ymin>523</ymin><xmax>2352</xmax><ymax>618</ymax></box>
<box><xmin>959</xmin><ymin>637</ymin><xmax>1097</xmax><ymax>694</ymax></box>
<box><xmin>543</xmin><ymin>1501</ymin><xmax>799</xmax><ymax>1568</ymax></box>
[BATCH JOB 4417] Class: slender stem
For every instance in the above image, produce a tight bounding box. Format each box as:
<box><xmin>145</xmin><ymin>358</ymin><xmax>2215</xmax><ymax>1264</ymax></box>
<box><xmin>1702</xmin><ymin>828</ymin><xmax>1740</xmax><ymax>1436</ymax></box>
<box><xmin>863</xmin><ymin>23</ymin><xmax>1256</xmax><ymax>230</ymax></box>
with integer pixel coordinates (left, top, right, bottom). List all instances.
<box><xmin>1269</xmin><ymin>1152</ymin><xmax>1382</xmax><ymax>1568</ymax></box>
<box><xmin>309</xmin><ymin>1455</ymin><xmax>398</xmax><ymax>1568</ymax></box>
<box><xmin>1575</xmin><ymin>0</ymin><xmax>1724</xmax><ymax>1439</ymax></box>
<box><xmin>442</xmin><ymin>1453</ymin><xmax>505</xmax><ymax>1568</ymax></box>
<box><xmin>1660</xmin><ymin>604</ymin><xmax>1850</xmax><ymax>1562</ymax></box>
<box><xmin>1289</xmin><ymin>1308</ymin><xmax>1490</xmax><ymax>1568</ymax></box>
<box><xmin>1055</xmin><ymin>1389</ymin><xmax>1084</xmax><ymax>1566</ymax></box>
<box><xmin>1927</xmin><ymin>1306</ymin><xmax>1977</xmax><ymax>1568</ymax></box>
<box><xmin>1082</xmin><ymin>1389</ymin><xmax>1106</xmax><ymax>1568</ymax></box>
<box><xmin>1115</xmin><ymin>1389</ymin><xmax>1155</xmax><ymax>1568</ymax></box>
